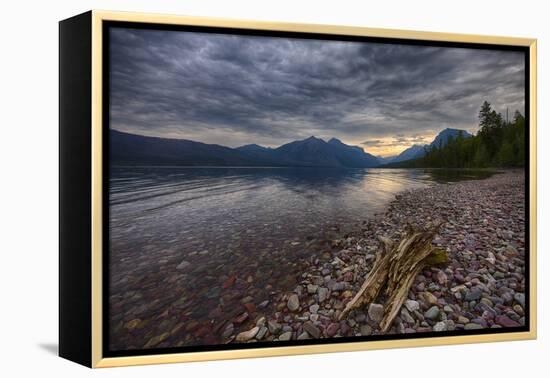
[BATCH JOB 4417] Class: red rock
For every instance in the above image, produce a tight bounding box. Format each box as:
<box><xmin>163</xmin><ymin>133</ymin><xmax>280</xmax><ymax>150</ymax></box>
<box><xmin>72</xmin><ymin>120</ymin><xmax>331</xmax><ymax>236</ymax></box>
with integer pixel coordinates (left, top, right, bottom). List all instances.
<box><xmin>194</xmin><ymin>326</ymin><xmax>211</xmax><ymax>337</ymax></box>
<box><xmin>233</xmin><ymin>312</ymin><xmax>249</xmax><ymax>324</ymax></box>
<box><xmin>202</xmin><ymin>335</ymin><xmax>218</xmax><ymax>345</ymax></box>
<box><xmin>326</xmin><ymin>323</ymin><xmax>340</xmax><ymax>337</ymax></box>
<box><xmin>495</xmin><ymin>315</ymin><xmax>521</xmax><ymax>328</ymax></box>
<box><xmin>223</xmin><ymin>275</ymin><xmax>237</xmax><ymax>289</ymax></box>
<box><xmin>244</xmin><ymin>302</ymin><xmax>256</xmax><ymax>313</ymax></box>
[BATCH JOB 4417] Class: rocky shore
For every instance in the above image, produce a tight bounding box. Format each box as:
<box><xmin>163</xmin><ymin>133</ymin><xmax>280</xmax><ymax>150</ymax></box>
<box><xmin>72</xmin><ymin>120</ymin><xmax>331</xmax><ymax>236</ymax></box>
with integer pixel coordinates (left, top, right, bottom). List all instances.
<box><xmin>229</xmin><ymin>170</ymin><xmax>526</xmax><ymax>343</ymax></box>
<box><xmin>112</xmin><ymin>170</ymin><xmax>526</xmax><ymax>349</ymax></box>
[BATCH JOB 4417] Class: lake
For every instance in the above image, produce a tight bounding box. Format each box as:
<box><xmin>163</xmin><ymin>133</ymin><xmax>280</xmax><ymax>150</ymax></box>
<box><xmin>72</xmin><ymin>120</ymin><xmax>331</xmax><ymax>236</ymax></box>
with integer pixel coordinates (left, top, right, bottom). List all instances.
<box><xmin>107</xmin><ymin>166</ymin><xmax>495</xmax><ymax>349</ymax></box>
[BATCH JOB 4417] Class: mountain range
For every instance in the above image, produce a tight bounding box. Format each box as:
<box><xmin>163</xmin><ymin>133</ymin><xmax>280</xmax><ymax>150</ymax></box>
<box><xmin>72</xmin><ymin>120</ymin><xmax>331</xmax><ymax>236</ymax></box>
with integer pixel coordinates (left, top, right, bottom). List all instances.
<box><xmin>110</xmin><ymin>127</ymin><xmax>472</xmax><ymax>168</ymax></box>
<box><xmin>380</xmin><ymin>128</ymin><xmax>473</xmax><ymax>164</ymax></box>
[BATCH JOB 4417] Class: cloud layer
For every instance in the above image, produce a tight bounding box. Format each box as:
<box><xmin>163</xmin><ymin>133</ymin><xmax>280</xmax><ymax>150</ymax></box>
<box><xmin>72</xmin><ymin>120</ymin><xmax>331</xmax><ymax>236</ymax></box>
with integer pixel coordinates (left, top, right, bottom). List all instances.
<box><xmin>109</xmin><ymin>27</ymin><xmax>525</xmax><ymax>156</ymax></box>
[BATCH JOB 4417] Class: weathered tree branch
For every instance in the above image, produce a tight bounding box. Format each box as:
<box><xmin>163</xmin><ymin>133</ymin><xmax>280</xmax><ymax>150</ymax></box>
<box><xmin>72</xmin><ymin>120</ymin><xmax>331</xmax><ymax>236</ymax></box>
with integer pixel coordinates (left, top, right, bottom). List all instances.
<box><xmin>338</xmin><ymin>221</ymin><xmax>448</xmax><ymax>333</ymax></box>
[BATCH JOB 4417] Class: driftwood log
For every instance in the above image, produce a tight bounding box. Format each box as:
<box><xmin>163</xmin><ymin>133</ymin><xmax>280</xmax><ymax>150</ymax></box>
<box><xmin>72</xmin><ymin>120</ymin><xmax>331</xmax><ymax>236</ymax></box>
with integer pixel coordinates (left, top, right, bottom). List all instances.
<box><xmin>339</xmin><ymin>221</ymin><xmax>448</xmax><ymax>333</ymax></box>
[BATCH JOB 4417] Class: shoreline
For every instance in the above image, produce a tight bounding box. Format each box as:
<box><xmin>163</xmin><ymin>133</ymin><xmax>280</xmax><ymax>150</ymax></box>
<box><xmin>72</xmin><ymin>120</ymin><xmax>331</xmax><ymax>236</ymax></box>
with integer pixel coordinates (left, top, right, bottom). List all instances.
<box><xmin>228</xmin><ymin>170</ymin><xmax>526</xmax><ymax>342</ymax></box>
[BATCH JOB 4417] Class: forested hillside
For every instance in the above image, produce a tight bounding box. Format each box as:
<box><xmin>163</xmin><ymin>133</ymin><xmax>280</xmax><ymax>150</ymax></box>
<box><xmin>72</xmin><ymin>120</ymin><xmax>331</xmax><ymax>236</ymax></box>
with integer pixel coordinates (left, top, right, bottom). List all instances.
<box><xmin>390</xmin><ymin>101</ymin><xmax>525</xmax><ymax>168</ymax></box>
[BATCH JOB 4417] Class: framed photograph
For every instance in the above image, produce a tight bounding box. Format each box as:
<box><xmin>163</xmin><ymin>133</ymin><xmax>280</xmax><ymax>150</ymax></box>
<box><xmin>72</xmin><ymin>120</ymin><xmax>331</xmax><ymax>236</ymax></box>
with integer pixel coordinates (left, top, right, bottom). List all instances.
<box><xmin>59</xmin><ymin>10</ymin><xmax>537</xmax><ymax>368</ymax></box>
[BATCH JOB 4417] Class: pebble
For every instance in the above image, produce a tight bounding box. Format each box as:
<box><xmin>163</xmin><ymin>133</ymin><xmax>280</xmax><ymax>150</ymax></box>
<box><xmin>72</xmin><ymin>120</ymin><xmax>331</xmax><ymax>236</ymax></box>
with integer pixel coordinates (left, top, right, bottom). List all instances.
<box><xmin>404</xmin><ymin>300</ymin><xmax>420</xmax><ymax>312</ymax></box>
<box><xmin>176</xmin><ymin>260</ymin><xmax>191</xmax><ymax>270</ymax></box>
<box><xmin>424</xmin><ymin>306</ymin><xmax>440</xmax><ymax>320</ymax></box>
<box><xmin>303</xmin><ymin>322</ymin><xmax>321</xmax><ymax>338</ymax></box>
<box><xmin>268</xmin><ymin>320</ymin><xmax>282</xmax><ymax>335</ymax></box>
<box><xmin>419</xmin><ymin>292</ymin><xmax>438</xmax><ymax>306</ymax></box>
<box><xmin>514</xmin><ymin>293</ymin><xmax>525</xmax><ymax>308</ymax></box>
<box><xmin>464</xmin><ymin>323</ymin><xmax>483</xmax><ymax>330</ymax></box>
<box><xmin>307</xmin><ymin>284</ymin><xmax>319</xmax><ymax>294</ymax></box>
<box><xmin>309</xmin><ymin>304</ymin><xmax>319</xmax><ymax>314</ymax></box>
<box><xmin>326</xmin><ymin>323</ymin><xmax>340</xmax><ymax>337</ymax></box>
<box><xmin>368</xmin><ymin>303</ymin><xmax>384</xmax><ymax>323</ymax></box>
<box><xmin>297</xmin><ymin>332</ymin><xmax>310</xmax><ymax>340</ymax></box>
<box><xmin>256</xmin><ymin>326</ymin><xmax>268</xmax><ymax>340</ymax></box>
<box><xmin>465</xmin><ymin>289</ymin><xmax>482</xmax><ymax>301</ymax></box>
<box><xmin>278</xmin><ymin>331</ymin><xmax>293</xmax><ymax>341</ymax></box>
<box><xmin>287</xmin><ymin>294</ymin><xmax>300</xmax><ymax>312</ymax></box>
<box><xmin>360</xmin><ymin>325</ymin><xmax>372</xmax><ymax>336</ymax></box>
<box><xmin>495</xmin><ymin>315</ymin><xmax>521</xmax><ymax>328</ymax></box>
<box><xmin>236</xmin><ymin>327</ymin><xmax>259</xmax><ymax>342</ymax></box>
<box><xmin>318</xmin><ymin>287</ymin><xmax>329</xmax><ymax>302</ymax></box>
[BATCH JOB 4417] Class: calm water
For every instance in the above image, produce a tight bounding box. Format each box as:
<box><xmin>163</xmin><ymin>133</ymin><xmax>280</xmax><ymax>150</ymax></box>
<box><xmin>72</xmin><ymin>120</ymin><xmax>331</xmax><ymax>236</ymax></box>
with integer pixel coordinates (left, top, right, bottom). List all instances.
<box><xmin>108</xmin><ymin>167</ymin><xmax>495</xmax><ymax>349</ymax></box>
<box><xmin>109</xmin><ymin>167</ymin><xmax>495</xmax><ymax>250</ymax></box>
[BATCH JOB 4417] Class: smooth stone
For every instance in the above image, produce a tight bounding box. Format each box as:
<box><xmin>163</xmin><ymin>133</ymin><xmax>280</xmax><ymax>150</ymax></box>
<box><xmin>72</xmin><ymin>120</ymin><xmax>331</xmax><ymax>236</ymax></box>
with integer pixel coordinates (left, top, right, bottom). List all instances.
<box><xmin>309</xmin><ymin>304</ymin><xmax>320</xmax><ymax>314</ymax></box>
<box><xmin>278</xmin><ymin>331</ymin><xmax>293</xmax><ymax>341</ymax></box>
<box><xmin>464</xmin><ymin>323</ymin><xmax>483</xmax><ymax>330</ymax></box>
<box><xmin>464</xmin><ymin>289</ymin><xmax>482</xmax><ymax>301</ymax></box>
<box><xmin>514</xmin><ymin>293</ymin><xmax>525</xmax><ymax>307</ymax></box>
<box><xmin>256</xmin><ymin>317</ymin><xmax>266</xmax><ymax>327</ymax></box>
<box><xmin>436</xmin><ymin>271</ymin><xmax>448</xmax><ymax>285</ymax></box>
<box><xmin>287</xmin><ymin>294</ymin><xmax>300</xmax><ymax>312</ymax></box>
<box><xmin>303</xmin><ymin>322</ymin><xmax>321</xmax><ymax>338</ymax></box>
<box><xmin>307</xmin><ymin>284</ymin><xmax>319</xmax><ymax>294</ymax></box>
<box><xmin>501</xmin><ymin>292</ymin><xmax>514</xmax><ymax>304</ymax></box>
<box><xmin>480</xmin><ymin>298</ymin><xmax>494</xmax><ymax>308</ymax></box>
<box><xmin>405</xmin><ymin>300</ymin><xmax>420</xmax><ymax>312</ymax></box>
<box><xmin>256</xmin><ymin>326</ymin><xmax>268</xmax><ymax>340</ymax></box>
<box><xmin>318</xmin><ymin>287</ymin><xmax>329</xmax><ymax>302</ymax></box>
<box><xmin>418</xmin><ymin>291</ymin><xmax>438</xmax><ymax>306</ymax></box>
<box><xmin>236</xmin><ymin>326</ymin><xmax>259</xmax><ymax>342</ymax></box>
<box><xmin>495</xmin><ymin>315</ymin><xmax>521</xmax><ymax>327</ymax></box>
<box><xmin>513</xmin><ymin>304</ymin><xmax>525</xmax><ymax>316</ymax></box>
<box><xmin>424</xmin><ymin>306</ymin><xmax>440</xmax><ymax>320</ymax></box>
<box><xmin>268</xmin><ymin>320</ymin><xmax>282</xmax><ymax>335</ymax></box>
<box><xmin>297</xmin><ymin>332</ymin><xmax>310</xmax><ymax>340</ymax></box>
<box><xmin>433</xmin><ymin>321</ymin><xmax>447</xmax><ymax>332</ymax></box>
<box><xmin>457</xmin><ymin>316</ymin><xmax>470</xmax><ymax>324</ymax></box>
<box><xmin>368</xmin><ymin>303</ymin><xmax>384</xmax><ymax>323</ymax></box>
<box><xmin>326</xmin><ymin>323</ymin><xmax>340</xmax><ymax>337</ymax></box>
<box><xmin>360</xmin><ymin>325</ymin><xmax>372</xmax><ymax>336</ymax></box>
<box><xmin>400</xmin><ymin>308</ymin><xmax>415</xmax><ymax>324</ymax></box>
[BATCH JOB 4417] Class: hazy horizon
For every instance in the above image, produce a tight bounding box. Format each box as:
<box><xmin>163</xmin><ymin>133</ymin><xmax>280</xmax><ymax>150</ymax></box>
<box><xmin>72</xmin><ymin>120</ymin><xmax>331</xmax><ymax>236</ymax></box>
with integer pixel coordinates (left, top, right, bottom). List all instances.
<box><xmin>109</xmin><ymin>27</ymin><xmax>525</xmax><ymax>157</ymax></box>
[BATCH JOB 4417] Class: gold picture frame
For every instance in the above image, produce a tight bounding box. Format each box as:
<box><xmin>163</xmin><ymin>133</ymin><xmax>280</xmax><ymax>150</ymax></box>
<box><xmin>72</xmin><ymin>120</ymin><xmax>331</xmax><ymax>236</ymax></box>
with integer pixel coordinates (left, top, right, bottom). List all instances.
<box><xmin>59</xmin><ymin>9</ymin><xmax>537</xmax><ymax>368</ymax></box>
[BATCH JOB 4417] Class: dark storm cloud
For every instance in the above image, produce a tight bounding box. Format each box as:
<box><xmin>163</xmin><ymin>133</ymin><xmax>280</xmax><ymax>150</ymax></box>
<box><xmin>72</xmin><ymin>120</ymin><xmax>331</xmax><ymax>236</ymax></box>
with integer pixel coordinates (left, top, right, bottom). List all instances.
<box><xmin>109</xmin><ymin>27</ymin><xmax>525</xmax><ymax>152</ymax></box>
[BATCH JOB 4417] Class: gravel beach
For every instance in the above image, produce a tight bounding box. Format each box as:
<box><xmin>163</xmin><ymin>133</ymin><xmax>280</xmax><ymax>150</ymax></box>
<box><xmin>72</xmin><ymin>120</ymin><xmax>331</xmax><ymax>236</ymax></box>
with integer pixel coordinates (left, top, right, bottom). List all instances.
<box><xmin>229</xmin><ymin>170</ymin><xmax>526</xmax><ymax>342</ymax></box>
<box><xmin>111</xmin><ymin>170</ymin><xmax>526</xmax><ymax>349</ymax></box>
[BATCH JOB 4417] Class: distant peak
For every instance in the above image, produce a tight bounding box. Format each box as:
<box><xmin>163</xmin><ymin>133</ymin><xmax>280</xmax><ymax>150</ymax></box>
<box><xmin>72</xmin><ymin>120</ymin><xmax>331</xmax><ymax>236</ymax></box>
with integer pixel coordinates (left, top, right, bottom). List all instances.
<box><xmin>236</xmin><ymin>143</ymin><xmax>270</xmax><ymax>151</ymax></box>
<box><xmin>439</xmin><ymin>127</ymin><xmax>470</xmax><ymax>135</ymax></box>
<box><xmin>304</xmin><ymin>136</ymin><xmax>324</xmax><ymax>142</ymax></box>
<box><xmin>328</xmin><ymin>137</ymin><xmax>343</xmax><ymax>144</ymax></box>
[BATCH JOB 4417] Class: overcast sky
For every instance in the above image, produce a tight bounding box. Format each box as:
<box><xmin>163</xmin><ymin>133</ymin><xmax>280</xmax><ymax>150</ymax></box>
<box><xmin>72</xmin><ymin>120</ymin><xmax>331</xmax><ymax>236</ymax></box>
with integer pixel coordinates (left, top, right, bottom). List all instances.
<box><xmin>109</xmin><ymin>27</ymin><xmax>525</xmax><ymax>157</ymax></box>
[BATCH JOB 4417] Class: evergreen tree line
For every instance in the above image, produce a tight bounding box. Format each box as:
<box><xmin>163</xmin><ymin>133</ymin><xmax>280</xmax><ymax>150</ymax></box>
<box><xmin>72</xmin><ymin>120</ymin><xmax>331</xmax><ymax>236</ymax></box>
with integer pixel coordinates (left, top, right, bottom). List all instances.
<box><xmin>401</xmin><ymin>101</ymin><xmax>525</xmax><ymax>168</ymax></box>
